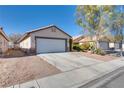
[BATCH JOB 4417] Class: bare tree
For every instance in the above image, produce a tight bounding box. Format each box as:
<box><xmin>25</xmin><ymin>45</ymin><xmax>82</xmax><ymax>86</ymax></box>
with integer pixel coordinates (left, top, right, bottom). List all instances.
<box><xmin>9</xmin><ymin>33</ymin><xmax>22</xmax><ymax>43</ymax></box>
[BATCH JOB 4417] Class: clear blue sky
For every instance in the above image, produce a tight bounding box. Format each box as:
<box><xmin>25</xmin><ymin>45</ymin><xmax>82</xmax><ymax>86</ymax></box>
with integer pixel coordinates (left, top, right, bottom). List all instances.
<box><xmin>0</xmin><ymin>5</ymin><xmax>82</xmax><ymax>36</ymax></box>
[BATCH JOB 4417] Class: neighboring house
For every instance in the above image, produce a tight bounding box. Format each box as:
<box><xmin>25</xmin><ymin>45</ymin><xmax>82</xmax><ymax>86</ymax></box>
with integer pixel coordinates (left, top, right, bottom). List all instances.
<box><xmin>73</xmin><ymin>35</ymin><xmax>121</xmax><ymax>50</ymax></box>
<box><xmin>0</xmin><ymin>27</ymin><xmax>9</xmax><ymax>54</ymax></box>
<box><xmin>8</xmin><ymin>42</ymin><xmax>14</xmax><ymax>48</ymax></box>
<box><xmin>17</xmin><ymin>25</ymin><xmax>72</xmax><ymax>54</ymax></box>
<box><xmin>73</xmin><ymin>35</ymin><xmax>96</xmax><ymax>45</ymax></box>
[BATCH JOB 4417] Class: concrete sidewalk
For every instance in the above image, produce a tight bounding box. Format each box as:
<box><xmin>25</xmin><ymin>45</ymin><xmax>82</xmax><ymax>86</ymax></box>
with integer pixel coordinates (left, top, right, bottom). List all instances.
<box><xmin>9</xmin><ymin>58</ymin><xmax>124</xmax><ymax>88</ymax></box>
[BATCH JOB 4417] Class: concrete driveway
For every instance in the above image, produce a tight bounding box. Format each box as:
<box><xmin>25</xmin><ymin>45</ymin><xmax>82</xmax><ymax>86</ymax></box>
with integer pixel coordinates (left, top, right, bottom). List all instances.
<box><xmin>38</xmin><ymin>52</ymin><xmax>102</xmax><ymax>72</ymax></box>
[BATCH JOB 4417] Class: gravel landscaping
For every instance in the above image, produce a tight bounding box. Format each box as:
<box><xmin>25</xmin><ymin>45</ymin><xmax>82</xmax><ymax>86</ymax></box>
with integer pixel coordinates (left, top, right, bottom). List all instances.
<box><xmin>81</xmin><ymin>52</ymin><xmax>118</xmax><ymax>62</ymax></box>
<box><xmin>0</xmin><ymin>56</ymin><xmax>61</xmax><ymax>87</ymax></box>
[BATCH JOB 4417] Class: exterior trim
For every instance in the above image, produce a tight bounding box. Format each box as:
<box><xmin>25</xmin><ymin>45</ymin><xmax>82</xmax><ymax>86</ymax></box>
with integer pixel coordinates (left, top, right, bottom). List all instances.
<box><xmin>17</xmin><ymin>33</ymin><xmax>30</xmax><ymax>43</ymax></box>
<box><xmin>35</xmin><ymin>36</ymin><xmax>68</xmax><ymax>54</ymax></box>
<box><xmin>0</xmin><ymin>30</ymin><xmax>9</xmax><ymax>41</ymax></box>
<box><xmin>69</xmin><ymin>38</ymin><xmax>72</xmax><ymax>51</ymax></box>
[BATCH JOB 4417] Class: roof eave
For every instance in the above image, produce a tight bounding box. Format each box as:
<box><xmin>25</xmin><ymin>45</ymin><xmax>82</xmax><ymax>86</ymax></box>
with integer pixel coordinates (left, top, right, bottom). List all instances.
<box><xmin>0</xmin><ymin>30</ymin><xmax>9</xmax><ymax>41</ymax></box>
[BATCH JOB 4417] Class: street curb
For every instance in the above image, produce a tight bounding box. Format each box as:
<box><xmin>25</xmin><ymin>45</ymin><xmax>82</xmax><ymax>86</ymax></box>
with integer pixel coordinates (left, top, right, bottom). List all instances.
<box><xmin>90</xmin><ymin>70</ymin><xmax>124</xmax><ymax>88</ymax></box>
<box><xmin>72</xmin><ymin>66</ymin><xmax>124</xmax><ymax>88</ymax></box>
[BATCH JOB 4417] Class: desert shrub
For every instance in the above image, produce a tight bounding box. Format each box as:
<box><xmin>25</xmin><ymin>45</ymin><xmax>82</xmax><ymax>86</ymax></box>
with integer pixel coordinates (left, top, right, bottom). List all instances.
<box><xmin>4</xmin><ymin>49</ymin><xmax>26</xmax><ymax>57</ymax></box>
<box><xmin>89</xmin><ymin>44</ymin><xmax>95</xmax><ymax>51</ymax></box>
<box><xmin>93</xmin><ymin>48</ymin><xmax>106</xmax><ymax>56</ymax></box>
<box><xmin>90</xmin><ymin>46</ymin><xmax>96</xmax><ymax>53</ymax></box>
<box><xmin>73</xmin><ymin>44</ymin><xmax>83</xmax><ymax>51</ymax></box>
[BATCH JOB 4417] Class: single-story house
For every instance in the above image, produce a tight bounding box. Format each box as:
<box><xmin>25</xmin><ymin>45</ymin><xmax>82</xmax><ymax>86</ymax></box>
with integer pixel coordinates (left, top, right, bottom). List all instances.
<box><xmin>73</xmin><ymin>35</ymin><xmax>96</xmax><ymax>45</ymax></box>
<box><xmin>73</xmin><ymin>35</ymin><xmax>124</xmax><ymax>51</ymax></box>
<box><xmin>17</xmin><ymin>25</ymin><xmax>72</xmax><ymax>54</ymax></box>
<box><xmin>0</xmin><ymin>27</ymin><xmax>9</xmax><ymax>53</ymax></box>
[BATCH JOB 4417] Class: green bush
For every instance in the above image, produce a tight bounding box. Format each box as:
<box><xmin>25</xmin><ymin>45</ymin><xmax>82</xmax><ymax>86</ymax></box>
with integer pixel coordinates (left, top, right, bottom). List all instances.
<box><xmin>73</xmin><ymin>44</ymin><xmax>83</xmax><ymax>52</ymax></box>
<box><xmin>82</xmin><ymin>42</ymin><xmax>90</xmax><ymax>51</ymax></box>
<box><xmin>73</xmin><ymin>42</ymin><xmax>96</xmax><ymax>52</ymax></box>
<box><xmin>73</xmin><ymin>42</ymin><xmax>106</xmax><ymax>55</ymax></box>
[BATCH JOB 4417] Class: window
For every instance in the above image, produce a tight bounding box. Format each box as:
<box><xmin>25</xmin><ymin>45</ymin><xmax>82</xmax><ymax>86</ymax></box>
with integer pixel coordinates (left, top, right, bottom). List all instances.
<box><xmin>0</xmin><ymin>40</ymin><xmax>2</xmax><ymax>45</ymax></box>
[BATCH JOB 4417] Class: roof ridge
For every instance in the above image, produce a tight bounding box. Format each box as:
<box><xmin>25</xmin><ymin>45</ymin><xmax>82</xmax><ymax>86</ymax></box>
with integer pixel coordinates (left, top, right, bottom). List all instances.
<box><xmin>17</xmin><ymin>25</ymin><xmax>71</xmax><ymax>43</ymax></box>
<box><xmin>26</xmin><ymin>24</ymin><xmax>55</xmax><ymax>33</ymax></box>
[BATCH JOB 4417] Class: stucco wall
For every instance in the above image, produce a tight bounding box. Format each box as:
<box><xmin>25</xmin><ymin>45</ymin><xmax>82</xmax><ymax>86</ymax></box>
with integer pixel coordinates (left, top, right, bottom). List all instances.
<box><xmin>30</xmin><ymin>27</ymin><xmax>71</xmax><ymax>51</ymax></box>
<box><xmin>0</xmin><ymin>33</ymin><xmax>8</xmax><ymax>53</ymax></box>
<box><xmin>20</xmin><ymin>37</ymin><xmax>31</xmax><ymax>49</ymax></box>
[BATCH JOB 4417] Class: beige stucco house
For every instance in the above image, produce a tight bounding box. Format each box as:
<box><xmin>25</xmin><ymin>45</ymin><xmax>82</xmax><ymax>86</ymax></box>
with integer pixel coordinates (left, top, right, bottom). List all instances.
<box><xmin>73</xmin><ymin>35</ymin><xmax>96</xmax><ymax>45</ymax></box>
<box><xmin>0</xmin><ymin>27</ymin><xmax>9</xmax><ymax>53</ymax></box>
<box><xmin>17</xmin><ymin>25</ymin><xmax>72</xmax><ymax>54</ymax></box>
<box><xmin>73</xmin><ymin>35</ymin><xmax>123</xmax><ymax>50</ymax></box>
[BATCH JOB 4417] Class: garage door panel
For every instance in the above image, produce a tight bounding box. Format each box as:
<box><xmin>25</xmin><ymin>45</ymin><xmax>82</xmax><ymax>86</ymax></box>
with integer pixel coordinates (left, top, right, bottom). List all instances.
<box><xmin>36</xmin><ymin>38</ymin><xmax>66</xmax><ymax>53</ymax></box>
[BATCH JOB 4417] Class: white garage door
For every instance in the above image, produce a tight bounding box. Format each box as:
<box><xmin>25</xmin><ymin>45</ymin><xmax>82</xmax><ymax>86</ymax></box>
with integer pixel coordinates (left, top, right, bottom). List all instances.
<box><xmin>36</xmin><ymin>38</ymin><xmax>66</xmax><ymax>54</ymax></box>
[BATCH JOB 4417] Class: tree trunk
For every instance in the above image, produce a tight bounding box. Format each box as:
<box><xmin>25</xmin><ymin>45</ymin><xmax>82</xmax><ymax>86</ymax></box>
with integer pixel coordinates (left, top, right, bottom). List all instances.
<box><xmin>96</xmin><ymin>40</ymin><xmax>100</xmax><ymax>49</ymax></box>
<box><xmin>120</xmin><ymin>40</ymin><xmax>123</xmax><ymax>56</ymax></box>
<box><xmin>96</xmin><ymin>35</ymin><xmax>100</xmax><ymax>49</ymax></box>
<box><xmin>119</xmin><ymin>30</ymin><xmax>123</xmax><ymax>57</ymax></box>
